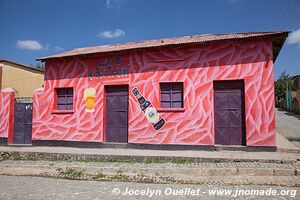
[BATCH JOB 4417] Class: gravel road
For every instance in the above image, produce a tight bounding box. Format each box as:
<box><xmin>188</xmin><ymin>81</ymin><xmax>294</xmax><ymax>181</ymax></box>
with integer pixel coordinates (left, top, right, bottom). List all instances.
<box><xmin>0</xmin><ymin>175</ymin><xmax>298</xmax><ymax>200</ymax></box>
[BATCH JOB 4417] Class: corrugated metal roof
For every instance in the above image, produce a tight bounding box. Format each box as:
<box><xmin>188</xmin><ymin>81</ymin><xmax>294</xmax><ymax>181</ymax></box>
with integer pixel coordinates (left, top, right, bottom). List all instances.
<box><xmin>37</xmin><ymin>31</ymin><xmax>289</xmax><ymax>61</ymax></box>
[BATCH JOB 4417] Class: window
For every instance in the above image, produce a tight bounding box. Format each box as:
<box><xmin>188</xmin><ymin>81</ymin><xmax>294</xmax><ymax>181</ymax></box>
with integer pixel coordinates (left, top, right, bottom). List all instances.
<box><xmin>56</xmin><ymin>88</ymin><xmax>73</xmax><ymax>110</ymax></box>
<box><xmin>160</xmin><ymin>83</ymin><xmax>183</xmax><ymax>108</ymax></box>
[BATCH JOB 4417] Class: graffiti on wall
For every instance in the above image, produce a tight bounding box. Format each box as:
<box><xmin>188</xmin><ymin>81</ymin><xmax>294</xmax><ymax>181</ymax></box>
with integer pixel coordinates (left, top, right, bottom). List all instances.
<box><xmin>32</xmin><ymin>38</ymin><xmax>276</xmax><ymax>146</ymax></box>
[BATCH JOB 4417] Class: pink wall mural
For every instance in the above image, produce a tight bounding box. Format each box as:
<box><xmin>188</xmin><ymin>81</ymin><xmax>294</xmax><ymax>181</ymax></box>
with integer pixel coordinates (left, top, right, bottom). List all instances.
<box><xmin>0</xmin><ymin>88</ymin><xmax>15</xmax><ymax>142</ymax></box>
<box><xmin>33</xmin><ymin>37</ymin><xmax>276</xmax><ymax>146</ymax></box>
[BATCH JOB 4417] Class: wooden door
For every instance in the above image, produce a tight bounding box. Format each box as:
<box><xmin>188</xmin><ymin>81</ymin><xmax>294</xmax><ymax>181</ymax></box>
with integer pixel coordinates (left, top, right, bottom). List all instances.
<box><xmin>105</xmin><ymin>85</ymin><xmax>128</xmax><ymax>143</ymax></box>
<box><xmin>214</xmin><ymin>81</ymin><xmax>245</xmax><ymax>145</ymax></box>
<box><xmin>13</xmin><ymin>99</ymin><xmax>33</xmax><ymax>144</ymax></box>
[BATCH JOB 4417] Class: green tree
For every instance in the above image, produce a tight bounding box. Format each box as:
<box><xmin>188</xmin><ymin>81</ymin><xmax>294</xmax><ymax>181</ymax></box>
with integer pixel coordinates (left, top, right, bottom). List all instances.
<box><xmin>31</xmin><ymin>62</ymin><xmax>45</xmax><ymax>70</ymax></box>
<box><xmin>274</xmin><ymin>70</ymin><xmax>294</xmax><ymax>100</ymax></box>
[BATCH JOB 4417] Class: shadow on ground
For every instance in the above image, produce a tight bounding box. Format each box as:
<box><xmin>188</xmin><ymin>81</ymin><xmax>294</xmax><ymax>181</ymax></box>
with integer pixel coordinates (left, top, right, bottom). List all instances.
<box><xmin>276</xmin><ymin>108</ymin><xmax>300</xmax><ymax>120</ymax></box>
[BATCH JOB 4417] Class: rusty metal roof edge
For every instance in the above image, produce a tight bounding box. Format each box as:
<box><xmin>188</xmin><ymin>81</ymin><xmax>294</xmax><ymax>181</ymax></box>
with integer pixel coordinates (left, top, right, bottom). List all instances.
<box><xmin>0</xmin><ymin>58</ymin><xmax>44</xmax><ymax>72</ymax></box>
<box><xmin>37</xmin><ymin>31</ymin><xmax>290</xmax><ymax>61</ymax></box>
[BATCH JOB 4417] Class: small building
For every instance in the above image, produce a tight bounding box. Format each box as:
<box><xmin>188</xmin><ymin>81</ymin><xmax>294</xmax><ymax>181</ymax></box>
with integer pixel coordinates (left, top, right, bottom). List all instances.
<box><xmin>291</xmin><ymin>74</ymin><xmax>300</xmax><ymax>113</ymax></box>
<box><xmin>0</xmin><ymin>59</ymin><xmax>44</xmax><ymax>97</ymax></box>
<box><xmin>4</xmin><ymin>31</ymin><xmax>289</xmax><ymax>148</ymax></box>
<box><xmin>0</xmin><ymin>59</ymin><xmax>44</xmax><ymax>145</ymax></box>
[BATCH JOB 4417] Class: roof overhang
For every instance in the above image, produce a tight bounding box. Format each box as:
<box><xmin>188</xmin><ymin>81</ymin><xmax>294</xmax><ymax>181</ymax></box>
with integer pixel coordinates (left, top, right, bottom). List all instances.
<box><xmin>37</xmin><ymin>31</ymin><xmax>290</xmax><ymax>63</ymax></box>
<box><xmin>271</xmin><ymin>32</ymin><xmax>289</xmax><ymax>62</ymax></box>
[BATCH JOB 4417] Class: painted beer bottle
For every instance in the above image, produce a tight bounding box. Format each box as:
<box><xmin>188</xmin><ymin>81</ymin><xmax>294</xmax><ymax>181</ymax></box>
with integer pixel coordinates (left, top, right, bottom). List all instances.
<box><xmin>132</xmin><ymin>87</ymin><xmax>165</xmax><ymax>130</ymax></box>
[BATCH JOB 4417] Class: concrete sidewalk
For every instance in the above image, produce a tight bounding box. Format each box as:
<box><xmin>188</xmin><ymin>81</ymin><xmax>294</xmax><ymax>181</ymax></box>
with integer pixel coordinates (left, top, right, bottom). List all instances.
<box><xmin>0</xmin><ymin>145</ymin><xmax>299</xmax><ymax>164</ymax></box>
<box><xmin>1</xmin><ymin>132</ymin><xmax>299</xmax><ymax>186</ymax></box>
<box><xmin>0</xmin><ymin>133</ymin><xmax>299</xmax><ymax>163</ymax></box>
<box><xmin>276</xmin><ymin>133</ymin><xmax>300</xmax><ymax>153</ymax></box>
<box><xmin>276</xmin><ymin>108</ymin><xmax>300</xmax><ymax>142</ymax></box>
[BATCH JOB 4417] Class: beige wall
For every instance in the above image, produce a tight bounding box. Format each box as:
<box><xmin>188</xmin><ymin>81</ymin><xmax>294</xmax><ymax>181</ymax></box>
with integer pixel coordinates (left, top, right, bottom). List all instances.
<box><xmin>0</xmin><ymin>62</ymin><xmax>44</xmax><ymax>97</ymax></box>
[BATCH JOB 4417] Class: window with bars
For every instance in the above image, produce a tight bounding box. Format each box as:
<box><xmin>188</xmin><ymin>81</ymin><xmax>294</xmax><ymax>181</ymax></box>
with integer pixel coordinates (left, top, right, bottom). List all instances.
<box><xmin>56</xmin><ymin>88</ymin><xmax>73</xmax><ymax>110</ymax></box>
<box><xmin>160</xmin><ymin>83</ymin><xmax>183</xmax><ymax>108</ymax></box>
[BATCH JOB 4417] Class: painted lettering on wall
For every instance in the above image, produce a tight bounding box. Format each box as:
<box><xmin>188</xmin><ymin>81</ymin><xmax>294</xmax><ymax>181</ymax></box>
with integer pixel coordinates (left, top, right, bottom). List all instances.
<box><xmin>88</xmin><ymin>57</ymin><xmax>129</xmax><ymax>80</ymax></box>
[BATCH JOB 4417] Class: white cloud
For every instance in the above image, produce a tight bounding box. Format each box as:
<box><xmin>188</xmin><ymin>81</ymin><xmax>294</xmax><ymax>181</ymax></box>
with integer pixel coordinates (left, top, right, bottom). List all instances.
<box><xmin>16</xmin><ymin>40</ymin><xmax>44</xmax><ymax>50</ymax></box>
<box><xmin>106</xmin><ymin>0</ymin><xmax>111</xmax><ymax>7</ymax></box>
<box><xmin>106</xmin><ymin>0</ymin><xmax>126</xmax><ymax>9</ymax></box>
<box><xmin>54</xmin><ymin>46</ymin><xmax>64</xmax><ymax>51</ymax></box>
<box><xmin>97</xmin><ymin>29</ymin><xmax>125</xmax><ymax>39</ymax></box>
<box><xmin>287</xmin><ymin>29</ymin><xmax>300</xmax><ymax>46</ymax></box>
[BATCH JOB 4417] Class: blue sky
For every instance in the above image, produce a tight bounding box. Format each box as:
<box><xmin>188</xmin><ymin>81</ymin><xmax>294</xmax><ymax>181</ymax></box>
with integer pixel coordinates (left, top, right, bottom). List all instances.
<box><xmin>0</xmin><ymin>0</ymin><xmax>299</xmax><ymax>79</ymax></box>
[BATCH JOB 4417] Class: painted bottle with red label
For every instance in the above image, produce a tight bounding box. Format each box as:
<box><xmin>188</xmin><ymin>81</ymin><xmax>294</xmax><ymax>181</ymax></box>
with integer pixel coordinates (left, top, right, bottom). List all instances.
<box><xmin>132</xmin><ymin>87</ymin><xmax>165</xmax><ymax>130</ymax></box>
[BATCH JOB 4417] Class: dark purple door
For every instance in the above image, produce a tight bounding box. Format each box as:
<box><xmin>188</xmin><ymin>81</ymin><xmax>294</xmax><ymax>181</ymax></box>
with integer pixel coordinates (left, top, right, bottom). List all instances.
<box><xmin>105</xmin><ymin>85</ymin><xmax>128</xmax><ymax>143</ymax></box>
<box><xmin>214</xmin><ymin>81</ymin><xmax>245</xmax><ymax>145</ymax></box>
<box><xmin>13</xmin><ymin>102</ymin><xmax>33</xmax><ymax>144</ymax></box>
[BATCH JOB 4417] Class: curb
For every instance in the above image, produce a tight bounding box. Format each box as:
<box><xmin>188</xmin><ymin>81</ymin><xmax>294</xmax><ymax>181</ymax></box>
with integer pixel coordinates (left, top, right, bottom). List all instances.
<box><xmin>0</xmin><ymin>160</ymin><xmax>299</xmax><ymax>186</ymax></box>
<box><xmin>0</xmin><ymin>150</ymin><xmax>298</xmax><ymax>164</ymax></box>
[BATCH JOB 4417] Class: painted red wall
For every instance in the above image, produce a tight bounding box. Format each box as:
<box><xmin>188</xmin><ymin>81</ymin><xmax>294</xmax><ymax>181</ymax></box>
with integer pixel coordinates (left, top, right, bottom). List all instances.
<box><xmin>32</xmin><ymin>38</ymin><xmax>276</xmax><ymax>146</ymax></box>
<box><xmin>0</xmin><ymin>88</ymin><xmax>15</xmax><ymax>143</ymax></box>
<box><xmin>0</xmin><ymin>66</ymin><xmax>2</xmax><ymax>89</ymax></box>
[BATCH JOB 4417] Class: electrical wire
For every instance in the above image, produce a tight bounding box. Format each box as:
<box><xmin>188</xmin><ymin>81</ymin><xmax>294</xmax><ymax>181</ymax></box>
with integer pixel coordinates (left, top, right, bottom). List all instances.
<box><xmin>277</xmin><ymin>0</ymin><xmax>297</xmax><ymax>30</ymax></box>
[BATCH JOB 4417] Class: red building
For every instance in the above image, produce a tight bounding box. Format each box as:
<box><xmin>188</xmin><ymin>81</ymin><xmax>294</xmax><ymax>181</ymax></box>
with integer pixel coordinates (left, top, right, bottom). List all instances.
<box><xmin>0</xmin><ymin>31</ymin><xmax>289</xmax><ymax>149</ymax></box>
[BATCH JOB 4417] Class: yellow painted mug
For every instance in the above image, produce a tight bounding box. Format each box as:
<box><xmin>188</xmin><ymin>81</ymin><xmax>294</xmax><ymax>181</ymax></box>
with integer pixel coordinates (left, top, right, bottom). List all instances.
<box><xmin>84</xmin><ymin>88</ymin><xmax>96</xmax><ymax>112</ymax></box>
